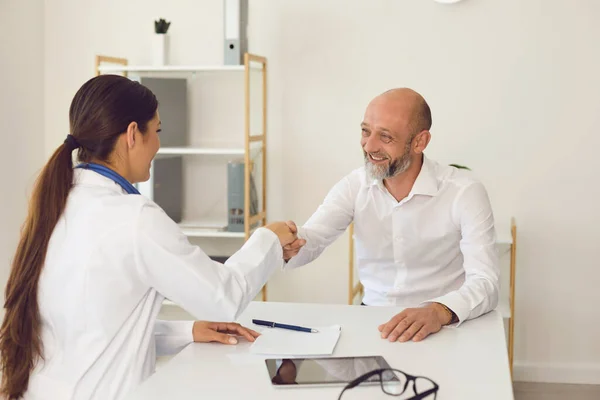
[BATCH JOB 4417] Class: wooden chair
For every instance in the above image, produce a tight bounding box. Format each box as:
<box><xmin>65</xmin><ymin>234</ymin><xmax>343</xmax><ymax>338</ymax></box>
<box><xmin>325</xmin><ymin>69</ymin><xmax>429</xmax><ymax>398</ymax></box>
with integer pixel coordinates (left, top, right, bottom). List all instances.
<box><xmin>347</xmin><ymin>223</ymin><xmax>363</xmax><ymax>305</ymax></box>
<box><xmin>507</xmin><ymin>217</ymin><xmax>517</xmax><ymax>376</ymax></box>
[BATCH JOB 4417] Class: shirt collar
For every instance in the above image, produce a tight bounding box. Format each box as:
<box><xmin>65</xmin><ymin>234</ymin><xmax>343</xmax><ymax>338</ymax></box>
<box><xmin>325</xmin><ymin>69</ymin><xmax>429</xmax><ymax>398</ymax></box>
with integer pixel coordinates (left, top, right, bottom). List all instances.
<box><xmin>370</xmin><ymin>154</ymin><xmax>439</xmax><ymax>197</ymax></box>
<box><xmin>410</xmin><ymin>155</ymin><xmax>439</xmax><ymax>196</ymax></box>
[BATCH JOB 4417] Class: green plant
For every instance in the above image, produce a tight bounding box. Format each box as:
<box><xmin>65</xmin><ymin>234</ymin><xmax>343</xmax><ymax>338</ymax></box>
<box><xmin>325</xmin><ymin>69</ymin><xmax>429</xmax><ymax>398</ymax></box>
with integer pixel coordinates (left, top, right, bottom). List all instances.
<box><xmin>154</xmin><ymin>18</ymin><xmax>171</xmax><ymax>34</ymax></box>
<box><xmin>449</xmin><ymin>164</ymin><xmax>471</xmax><ymax>170</ymax></box>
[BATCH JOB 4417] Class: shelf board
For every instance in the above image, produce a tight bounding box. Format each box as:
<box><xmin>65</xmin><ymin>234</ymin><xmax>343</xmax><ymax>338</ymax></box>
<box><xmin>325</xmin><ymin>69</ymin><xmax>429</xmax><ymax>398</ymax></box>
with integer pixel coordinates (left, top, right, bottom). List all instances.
<box><xmin>98</xmin><ymin>65</ymin><xmax>261</xmax><ymax>73</ymax></box>
<box><xmin>181</xmin><ymin>227</ymin><xmax>246</xmax><ymax>238</ymax></box>
<box><xmin>177</xmin><ymin>219</ymin><xmax>251</xmax><ymax>238</ymax></box>
<box><xmin>158</xmin><ymin>147</ymin><xmax>244</xmax><ymax>156</ymax></box>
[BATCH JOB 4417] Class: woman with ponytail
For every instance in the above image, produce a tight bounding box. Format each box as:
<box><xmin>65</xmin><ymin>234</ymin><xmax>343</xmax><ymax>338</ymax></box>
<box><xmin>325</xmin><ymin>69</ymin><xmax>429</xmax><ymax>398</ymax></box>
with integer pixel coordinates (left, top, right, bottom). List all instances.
<box><xmin>0</xmin><ymin>75</ymin><xmax>301</xmax><ymax>400</ymax></box>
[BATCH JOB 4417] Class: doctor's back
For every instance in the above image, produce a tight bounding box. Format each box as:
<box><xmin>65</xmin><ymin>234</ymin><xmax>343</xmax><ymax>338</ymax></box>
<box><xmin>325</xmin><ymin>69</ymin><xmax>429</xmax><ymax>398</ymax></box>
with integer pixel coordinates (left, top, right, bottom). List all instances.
<box><xmin>0</xmin><ymin>75</ymin><xmax>288</xmax><ymax>400</ymax></box>
<box><xmin>38</xmin><ymin>171</ymin><xmax>177</xmax><ymax>398</ymax></box>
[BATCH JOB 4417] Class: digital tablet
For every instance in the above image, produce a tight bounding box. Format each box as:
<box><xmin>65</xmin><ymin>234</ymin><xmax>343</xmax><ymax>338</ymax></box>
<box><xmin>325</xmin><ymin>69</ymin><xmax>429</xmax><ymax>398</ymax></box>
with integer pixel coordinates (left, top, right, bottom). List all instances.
<box><xmin>265</xmin><ymin>355</ymin><xmax>399</xmax><ymax>388</ymax></box>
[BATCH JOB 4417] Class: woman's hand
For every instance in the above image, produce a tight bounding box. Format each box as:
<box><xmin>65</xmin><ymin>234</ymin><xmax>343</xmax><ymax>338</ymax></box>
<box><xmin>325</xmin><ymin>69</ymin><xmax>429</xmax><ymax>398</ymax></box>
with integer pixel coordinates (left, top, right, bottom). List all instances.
<box><xmin>265</xmin><ymin>220</ymin><xmax>298</xmax><ymax>246</ymax></box>
<box><xmin>192</xmin><ymin>321</ymin><xmax>261</xmax><ymax>345</ymax></box>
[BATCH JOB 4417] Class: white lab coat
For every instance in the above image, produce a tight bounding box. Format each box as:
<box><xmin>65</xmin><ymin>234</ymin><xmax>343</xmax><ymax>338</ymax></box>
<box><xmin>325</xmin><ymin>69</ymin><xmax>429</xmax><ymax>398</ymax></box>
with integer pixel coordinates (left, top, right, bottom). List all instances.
<box><xmin>25</xmin><ymin>169</ymin><xmax>282</xmax><ymax>400</ymax></box>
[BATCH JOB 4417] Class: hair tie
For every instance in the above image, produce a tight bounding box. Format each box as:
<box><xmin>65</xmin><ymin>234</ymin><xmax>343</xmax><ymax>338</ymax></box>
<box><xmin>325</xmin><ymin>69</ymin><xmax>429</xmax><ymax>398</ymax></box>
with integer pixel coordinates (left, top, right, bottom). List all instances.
<box><xmin>64</xmin><ymin>134</ymin><xmax>81</xmax><ymax>150</ymax></box>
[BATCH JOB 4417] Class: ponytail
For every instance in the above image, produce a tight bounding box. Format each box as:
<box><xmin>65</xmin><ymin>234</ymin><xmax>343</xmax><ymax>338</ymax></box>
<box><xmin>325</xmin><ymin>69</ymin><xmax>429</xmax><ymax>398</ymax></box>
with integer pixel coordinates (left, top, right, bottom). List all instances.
<box><xmin>0</xmin><ymin>142</ymin><xmax>75</xmax><ymax>399</ymax></box>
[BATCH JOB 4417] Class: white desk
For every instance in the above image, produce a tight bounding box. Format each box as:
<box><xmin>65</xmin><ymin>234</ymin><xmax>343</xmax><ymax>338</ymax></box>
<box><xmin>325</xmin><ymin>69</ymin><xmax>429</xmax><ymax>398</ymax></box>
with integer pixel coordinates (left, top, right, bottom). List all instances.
<box><xmin>128</xmin><ymin>302</ymin><xmax>513</xmax><ymax>400</ymax></box>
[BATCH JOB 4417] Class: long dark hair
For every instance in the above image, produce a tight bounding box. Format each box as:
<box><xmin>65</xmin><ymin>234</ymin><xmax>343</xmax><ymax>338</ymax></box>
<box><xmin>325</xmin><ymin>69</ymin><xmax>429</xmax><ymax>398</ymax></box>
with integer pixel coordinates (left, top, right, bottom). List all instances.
<box><xmin>0</xmin><ymin>75</ymin><xmax>158</xmax><ymax>399</ymax></box>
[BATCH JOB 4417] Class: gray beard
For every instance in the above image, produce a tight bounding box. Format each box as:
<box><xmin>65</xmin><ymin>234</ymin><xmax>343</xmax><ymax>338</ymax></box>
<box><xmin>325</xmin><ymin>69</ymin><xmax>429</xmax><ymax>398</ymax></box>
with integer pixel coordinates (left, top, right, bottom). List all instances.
<box><xmin>364</xmin><ymin>145</ymin><xmax>412</xmax><ymax>181</ymax></box>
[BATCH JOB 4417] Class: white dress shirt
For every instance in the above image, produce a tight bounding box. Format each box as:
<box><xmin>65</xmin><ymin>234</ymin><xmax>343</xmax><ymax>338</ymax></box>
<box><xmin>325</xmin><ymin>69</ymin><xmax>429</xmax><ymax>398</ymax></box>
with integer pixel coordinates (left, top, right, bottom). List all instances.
<box><xmin>286</xmin><ymin>155</ymin><xmax>499</xmax><ymax>324</ymax></box>
<box><xmin>26</xmin><ymin>169</ymin><xmax>282</xmax><ymax>400</ymax></box>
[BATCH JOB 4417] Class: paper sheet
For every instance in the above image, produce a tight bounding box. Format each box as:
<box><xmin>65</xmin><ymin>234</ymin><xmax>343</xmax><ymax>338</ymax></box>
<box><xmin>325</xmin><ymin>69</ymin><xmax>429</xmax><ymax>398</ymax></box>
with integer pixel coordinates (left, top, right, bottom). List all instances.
<box><xmin>249</xmin><ymin>325</ymin><xmax>341</xmax><ymax>356</ymax></box>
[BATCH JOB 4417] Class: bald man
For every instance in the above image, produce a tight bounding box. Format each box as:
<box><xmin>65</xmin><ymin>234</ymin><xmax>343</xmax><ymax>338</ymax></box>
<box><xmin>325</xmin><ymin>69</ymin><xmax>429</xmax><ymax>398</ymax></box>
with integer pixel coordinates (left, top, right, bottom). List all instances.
<box><xmin>283</xmin><ymin>88</ymin><xmax>499</xmax><ymax>343</ymax></box>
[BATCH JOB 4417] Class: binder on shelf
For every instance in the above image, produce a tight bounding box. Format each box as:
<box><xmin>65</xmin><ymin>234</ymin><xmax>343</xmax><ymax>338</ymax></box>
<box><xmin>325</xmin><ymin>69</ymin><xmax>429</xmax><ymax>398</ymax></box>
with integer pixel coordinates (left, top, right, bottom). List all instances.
<box><xmin>224</xmin><ymin>0</ymin><xmax>248</xmax><ymax>65</ymax></box>
<box><xmin>227</xmin><ymin>160</ymin><xmax>258</xmax><ymax>232</ymax></box>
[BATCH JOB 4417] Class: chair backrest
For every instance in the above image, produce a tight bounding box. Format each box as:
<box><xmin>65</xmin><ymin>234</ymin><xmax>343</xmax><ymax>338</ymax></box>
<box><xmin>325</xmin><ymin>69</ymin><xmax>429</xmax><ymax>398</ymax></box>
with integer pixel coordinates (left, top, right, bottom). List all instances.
<box><xmin>348</xmin><ymin>223</ymin><xmax>364</xmax><ymax>304</ymax></box>
<box><xmin>508</xmin><ymin>217</ymin><xmax>517</xmax><ymax>376</ymax></box>
<box><xmin>510</xmin><ymin>218</ymin><xmax>517</xmax><ymax>307</ymax></box>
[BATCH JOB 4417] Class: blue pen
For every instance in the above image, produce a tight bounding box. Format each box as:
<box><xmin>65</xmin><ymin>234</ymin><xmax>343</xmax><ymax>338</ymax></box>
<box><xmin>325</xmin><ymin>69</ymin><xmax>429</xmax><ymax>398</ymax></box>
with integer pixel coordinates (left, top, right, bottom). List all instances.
<box><xmin>252</xmin><ymin>319</ymin><xmax>319</xmax><ymax>333</ymax></box>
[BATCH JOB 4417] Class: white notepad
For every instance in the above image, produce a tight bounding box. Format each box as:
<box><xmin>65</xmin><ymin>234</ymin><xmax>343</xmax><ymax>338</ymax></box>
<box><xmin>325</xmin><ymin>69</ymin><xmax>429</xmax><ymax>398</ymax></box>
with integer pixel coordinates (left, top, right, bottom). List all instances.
<box><xmin>249</xmin><ymin>325</ymin><xmax>342</xmax><ymax>356</ymax></box>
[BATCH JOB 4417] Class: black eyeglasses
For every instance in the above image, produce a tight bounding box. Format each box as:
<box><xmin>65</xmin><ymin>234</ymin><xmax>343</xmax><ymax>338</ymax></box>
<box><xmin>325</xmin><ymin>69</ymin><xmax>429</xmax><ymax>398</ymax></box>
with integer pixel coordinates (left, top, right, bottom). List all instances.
<box><xmin>338</xmin><ymin>368</ymin><xmax>439</xmax><ymax>399</ymax></box>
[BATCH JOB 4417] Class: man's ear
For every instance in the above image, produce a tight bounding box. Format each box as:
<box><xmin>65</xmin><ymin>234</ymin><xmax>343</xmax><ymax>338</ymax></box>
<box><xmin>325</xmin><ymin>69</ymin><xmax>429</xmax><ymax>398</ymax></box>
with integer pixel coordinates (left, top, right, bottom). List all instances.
<box><xmin>413</xmin><ymin>130</ymin><xmax>431</xmax><ymax>154</ymax></box>
<box><xmin>125</xmin><ymin>122</ymin><xmax>138</xmax><ymax>149</ymax></box>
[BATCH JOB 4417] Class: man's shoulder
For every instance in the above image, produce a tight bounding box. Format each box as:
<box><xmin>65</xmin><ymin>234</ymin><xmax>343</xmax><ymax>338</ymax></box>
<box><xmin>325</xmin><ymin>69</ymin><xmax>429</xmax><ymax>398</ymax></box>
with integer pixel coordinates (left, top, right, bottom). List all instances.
<box><xmin>429</xmin><ymin>159</ymin><xmax>484</xmax><ymax>191</ymax></box>
<box><xmin>428</xmin><ymin>161</ymin><xmax>491</xmax><ymax>209</ymax></box>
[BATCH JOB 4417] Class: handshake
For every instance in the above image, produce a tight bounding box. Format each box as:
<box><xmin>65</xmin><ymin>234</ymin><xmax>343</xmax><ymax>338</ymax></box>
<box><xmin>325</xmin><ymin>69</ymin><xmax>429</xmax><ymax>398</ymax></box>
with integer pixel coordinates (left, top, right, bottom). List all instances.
<box><xmin>265</xmin><ymin>221</ymin><xmax>306</xmax><ymax>261</ymax></box>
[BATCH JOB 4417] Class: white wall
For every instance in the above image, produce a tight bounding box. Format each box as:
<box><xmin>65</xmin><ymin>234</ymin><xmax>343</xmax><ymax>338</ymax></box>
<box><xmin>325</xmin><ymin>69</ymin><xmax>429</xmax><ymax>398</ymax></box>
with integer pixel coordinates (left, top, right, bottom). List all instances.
<box><xmin>0</xmin><ymin>0</ymin><xmax>45</xmax><ymax>318</ymax></box>
<box><xmin>43</xmin><ymin>0</ymin><xmax>600</xmax><ymax>384</ymax></box>
<box><xmin>44</xmin><ymin>0</ymin><xmax>226</xmax><ymax>151</ymax></box>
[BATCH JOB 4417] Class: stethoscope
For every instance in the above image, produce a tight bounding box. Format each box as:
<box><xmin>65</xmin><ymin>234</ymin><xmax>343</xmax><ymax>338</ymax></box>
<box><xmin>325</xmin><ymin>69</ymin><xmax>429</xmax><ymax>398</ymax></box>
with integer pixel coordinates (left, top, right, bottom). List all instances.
<box><xmin>75</xmin><ymin>163</ymin><xmax>140</xmax><ymax>195</ymax></box>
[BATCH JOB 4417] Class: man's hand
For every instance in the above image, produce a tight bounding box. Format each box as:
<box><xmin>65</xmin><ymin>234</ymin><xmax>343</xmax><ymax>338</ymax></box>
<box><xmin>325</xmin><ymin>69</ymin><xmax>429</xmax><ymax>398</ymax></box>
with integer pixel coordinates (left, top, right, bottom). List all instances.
<box><xmin>378</xmin><ymin>303</ymin><xmax>452</xmax><ymax>343</ymax></box>
<box><xmin>192</xmin><ymin>321</ymin><xmax>260</xmax><ymax>345</ymax></box>
<box><xmin>283</xmin><ymin>239</ymin><xmax>306</xmax><ymax>261</ymax></box>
